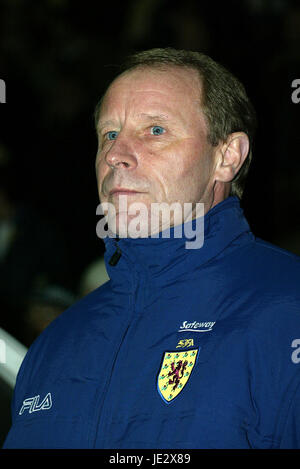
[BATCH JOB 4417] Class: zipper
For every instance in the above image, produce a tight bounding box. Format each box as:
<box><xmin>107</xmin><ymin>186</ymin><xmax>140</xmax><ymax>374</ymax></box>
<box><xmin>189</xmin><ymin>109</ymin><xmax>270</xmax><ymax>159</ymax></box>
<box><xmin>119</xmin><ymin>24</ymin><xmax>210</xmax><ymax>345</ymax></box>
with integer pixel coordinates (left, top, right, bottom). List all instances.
<box><xmin>109</xmin><ymin>244</ymin><xmax>122</xmax><ymax>266</ymax></box>
<box><xmin>90</xmin><ymin>244</ymin><xmax>138</xmax><ymax>448</ymax></box>
<box><xmin>91</xmin><ymin>323</ymin><xmax>131</xmax><ymax>448</ymax></box>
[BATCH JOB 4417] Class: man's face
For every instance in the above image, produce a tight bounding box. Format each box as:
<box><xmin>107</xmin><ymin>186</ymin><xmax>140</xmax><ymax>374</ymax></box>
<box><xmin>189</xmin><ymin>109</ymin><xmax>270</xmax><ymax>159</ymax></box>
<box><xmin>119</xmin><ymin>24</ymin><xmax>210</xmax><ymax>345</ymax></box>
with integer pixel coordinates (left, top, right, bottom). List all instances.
<box><xmin>95</xmin><ymin>66</ymin><xmax>217</xmax><ymax>236</ymax></box>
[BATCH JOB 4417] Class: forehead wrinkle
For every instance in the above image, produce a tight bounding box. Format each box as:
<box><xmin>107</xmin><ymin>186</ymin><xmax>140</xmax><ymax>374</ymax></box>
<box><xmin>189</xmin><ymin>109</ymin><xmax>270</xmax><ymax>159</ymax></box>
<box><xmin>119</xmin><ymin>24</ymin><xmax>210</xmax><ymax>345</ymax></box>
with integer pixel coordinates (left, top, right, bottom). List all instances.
<box><xmin>96</xmin><ymin>69</ymin><xmax>204</xmax><ymax>133</ymax></box>
<box><xmin>136</xmin><ymin>112</ymin><xmax>169</xmax><ymax>121</ymax></box>
<box><xmin>96</xmin><ymin>113</ymin><xmax>170</xmax><ymax>133</ymax></box>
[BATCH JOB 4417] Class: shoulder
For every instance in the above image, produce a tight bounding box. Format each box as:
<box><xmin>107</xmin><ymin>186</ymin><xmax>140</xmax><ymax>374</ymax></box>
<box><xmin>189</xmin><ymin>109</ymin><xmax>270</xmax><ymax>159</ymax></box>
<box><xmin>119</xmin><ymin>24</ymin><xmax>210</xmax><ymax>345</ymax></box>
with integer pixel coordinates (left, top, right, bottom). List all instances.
<box><xmin>15</xmin><ymin>281</ymin><xmax>113</xmax><ymax>385</ymax></box>
<box><xmin>237</xmin><ymin>237</ymin><xmax>300</xmax><ymax>330</ymax></box>
<box><xmin>38</xmin><ymin>280</ymin><xmax>112</xmax><ymax>341</ymax></box>
<box><xmin>224</xmin><ymin>235</ymin><xmax>300</xmax><ymax>296</ymax></box>
<box><xmin>254</xmin><ymin>237</ymin><xmax>300</xmax><ymax>298</ymax></box>
<box><xmin>243</xmin><ymin>240</ymin><xmax>300</xmax><ymax>385</ymax></box>
<box><xmin>235</xmin><ymin>235</ymin><xmax>300</xmax><ymax>270</ymax></box>
<box><xmin>252</xmin><ymin>237</ymin><xmax>300</xmax><ymax>265</ymax></box>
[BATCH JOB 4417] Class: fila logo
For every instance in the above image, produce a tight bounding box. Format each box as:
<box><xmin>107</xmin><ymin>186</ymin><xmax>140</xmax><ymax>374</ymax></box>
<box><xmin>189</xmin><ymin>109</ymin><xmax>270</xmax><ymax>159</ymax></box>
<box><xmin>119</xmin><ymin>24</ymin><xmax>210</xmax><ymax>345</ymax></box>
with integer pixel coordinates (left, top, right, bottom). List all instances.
<box><xmin>19</xmin><ymin>393</ymin><xmax>52</xmax><ymax>415</ymax></box>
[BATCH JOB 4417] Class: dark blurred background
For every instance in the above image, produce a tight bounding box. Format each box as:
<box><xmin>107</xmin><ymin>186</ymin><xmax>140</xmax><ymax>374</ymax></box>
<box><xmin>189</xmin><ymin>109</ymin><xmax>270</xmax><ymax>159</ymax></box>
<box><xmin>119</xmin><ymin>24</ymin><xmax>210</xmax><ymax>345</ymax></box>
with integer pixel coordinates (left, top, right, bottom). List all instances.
<box><xmin>0</xmin><ymin>0</ymin><xmax>299</xmax><ymax>348</ymax></box>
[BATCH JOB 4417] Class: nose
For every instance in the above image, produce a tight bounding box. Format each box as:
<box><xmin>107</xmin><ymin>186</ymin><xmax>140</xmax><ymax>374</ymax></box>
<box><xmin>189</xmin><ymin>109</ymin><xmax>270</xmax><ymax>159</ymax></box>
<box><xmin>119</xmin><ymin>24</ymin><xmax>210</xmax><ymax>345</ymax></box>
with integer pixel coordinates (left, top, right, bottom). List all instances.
<box><xmin>105</xmin><ymin>133</ymin><xmax>138</xmax><ymax>170</ymax></box>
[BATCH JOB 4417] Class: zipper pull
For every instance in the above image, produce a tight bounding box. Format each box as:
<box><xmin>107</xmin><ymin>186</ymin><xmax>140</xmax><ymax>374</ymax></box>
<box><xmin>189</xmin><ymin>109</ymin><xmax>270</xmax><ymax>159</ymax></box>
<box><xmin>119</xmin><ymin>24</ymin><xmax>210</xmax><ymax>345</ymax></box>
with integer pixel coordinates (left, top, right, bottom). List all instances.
<box><xmin>109</xmin><ymin>245</ymin><xmax>122</xmax><ymax>266</ymax></box>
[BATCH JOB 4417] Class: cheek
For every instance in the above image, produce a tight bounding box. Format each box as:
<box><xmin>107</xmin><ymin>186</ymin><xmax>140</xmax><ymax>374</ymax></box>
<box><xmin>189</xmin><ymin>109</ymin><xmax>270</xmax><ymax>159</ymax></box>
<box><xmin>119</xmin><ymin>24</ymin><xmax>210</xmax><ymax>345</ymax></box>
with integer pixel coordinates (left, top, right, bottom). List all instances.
<box><xmin>96</xmin><ymin>151</ymin><xmax>107</xmax><ymax>180</ymax></box>
<box><xmin>169</xmin><ymin>139</ymin><xmax>204</xmax><ymax>177</ymax></box>
<box><xmin>161</xmin><ymin>139</ymin><xmax>212</xmax><ymax>200</ymax></box>
<box><xmin>95</xmin><ymin>162</ymin><xmax>109</xmax><ymax>200</ymax></box>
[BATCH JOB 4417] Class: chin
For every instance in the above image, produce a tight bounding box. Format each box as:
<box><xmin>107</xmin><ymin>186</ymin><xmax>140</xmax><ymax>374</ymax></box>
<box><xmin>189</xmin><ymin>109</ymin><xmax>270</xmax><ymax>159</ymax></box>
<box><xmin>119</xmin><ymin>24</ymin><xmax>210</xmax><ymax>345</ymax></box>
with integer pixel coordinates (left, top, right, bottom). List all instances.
<box><xmin>113</xmin><ymin>212</ymin><xmax>154</xmax><ymax>238</ymax></box>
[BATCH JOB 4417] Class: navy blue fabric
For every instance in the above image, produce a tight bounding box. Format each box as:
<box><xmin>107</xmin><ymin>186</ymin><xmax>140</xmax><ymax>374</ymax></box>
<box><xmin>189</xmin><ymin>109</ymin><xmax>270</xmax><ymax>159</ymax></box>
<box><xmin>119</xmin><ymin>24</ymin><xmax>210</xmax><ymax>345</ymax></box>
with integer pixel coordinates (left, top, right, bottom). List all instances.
<box><xmin>3</xmin><ymin>196</ymin><xmax>300</xmax><ymax>448</ymax></box>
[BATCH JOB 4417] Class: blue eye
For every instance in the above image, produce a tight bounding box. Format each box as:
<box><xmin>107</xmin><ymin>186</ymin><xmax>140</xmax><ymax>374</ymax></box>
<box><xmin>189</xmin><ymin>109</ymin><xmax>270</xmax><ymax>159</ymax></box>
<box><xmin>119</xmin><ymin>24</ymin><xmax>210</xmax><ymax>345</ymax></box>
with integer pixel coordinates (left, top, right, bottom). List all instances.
<box><xmin>106</xmin><ymin>130</ymin><xmax>119</xmax><ymax>140</ymax></box>
<box><xmin>150</xmin><ymin>126</ymin><xmax>165</xmax><ymax>136</ymax></box>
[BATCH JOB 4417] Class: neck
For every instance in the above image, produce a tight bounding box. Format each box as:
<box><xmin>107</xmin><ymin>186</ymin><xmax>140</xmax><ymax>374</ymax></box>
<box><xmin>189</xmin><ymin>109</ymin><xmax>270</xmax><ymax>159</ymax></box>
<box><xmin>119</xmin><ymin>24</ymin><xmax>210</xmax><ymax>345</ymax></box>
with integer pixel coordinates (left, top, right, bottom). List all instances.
<box><xmin>102</xmin><ymin>196</ymin><xmax>251</xmax><ymax>286</ymax></box>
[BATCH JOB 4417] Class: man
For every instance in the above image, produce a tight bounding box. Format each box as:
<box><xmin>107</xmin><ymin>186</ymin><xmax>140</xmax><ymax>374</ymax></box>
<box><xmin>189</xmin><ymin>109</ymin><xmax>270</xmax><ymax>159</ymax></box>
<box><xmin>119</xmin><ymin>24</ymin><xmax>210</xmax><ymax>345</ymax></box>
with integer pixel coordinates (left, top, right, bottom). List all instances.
<box><xmin>3</xmin><ymin>48</ymin><xmax>300</xmax><ymax>449</ymax></box>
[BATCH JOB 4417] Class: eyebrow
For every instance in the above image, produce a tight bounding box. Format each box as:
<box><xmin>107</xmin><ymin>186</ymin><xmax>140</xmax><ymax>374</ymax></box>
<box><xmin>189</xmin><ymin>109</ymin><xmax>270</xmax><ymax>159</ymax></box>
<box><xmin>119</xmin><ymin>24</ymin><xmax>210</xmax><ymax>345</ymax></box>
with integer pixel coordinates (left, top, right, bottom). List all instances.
<box><xmin>97</xmin><ymin>113</ymin><xmax>169</xmax><ymax>132</ymax></box>
<box><xmin>97</xmin><ymin>119</ymin><xmax>117</xmax><ymax>132</ymax></box>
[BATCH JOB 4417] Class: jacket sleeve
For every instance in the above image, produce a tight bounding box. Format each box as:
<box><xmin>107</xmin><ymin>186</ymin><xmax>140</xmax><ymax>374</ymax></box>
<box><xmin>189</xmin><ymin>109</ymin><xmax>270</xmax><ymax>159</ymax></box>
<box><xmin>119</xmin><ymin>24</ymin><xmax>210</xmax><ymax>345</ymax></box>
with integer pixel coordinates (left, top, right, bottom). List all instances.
<box><xmin>279</xmin><ymin>379</ymin><xmax>300</xmax><ymax>448</ymax></box>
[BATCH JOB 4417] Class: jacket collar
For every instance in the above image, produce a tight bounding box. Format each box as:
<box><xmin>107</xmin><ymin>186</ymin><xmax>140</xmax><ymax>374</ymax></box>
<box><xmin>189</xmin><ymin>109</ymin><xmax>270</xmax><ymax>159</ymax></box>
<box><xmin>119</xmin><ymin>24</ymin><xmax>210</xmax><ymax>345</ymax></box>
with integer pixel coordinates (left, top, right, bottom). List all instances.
<box><xmin>103</xmin><ymin>196</ymin><xmax>252</xmax><ymax>284</ymax></box>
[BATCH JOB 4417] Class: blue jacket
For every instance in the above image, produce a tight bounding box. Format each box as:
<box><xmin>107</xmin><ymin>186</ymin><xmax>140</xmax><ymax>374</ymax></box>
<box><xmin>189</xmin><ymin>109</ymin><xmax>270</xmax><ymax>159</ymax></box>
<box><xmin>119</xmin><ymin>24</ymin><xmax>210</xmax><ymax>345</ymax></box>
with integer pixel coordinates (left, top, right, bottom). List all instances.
<box><xmin>3</xmin><ymin>196</ymin><xmax>300</xmax><ymax>448</ymax></box>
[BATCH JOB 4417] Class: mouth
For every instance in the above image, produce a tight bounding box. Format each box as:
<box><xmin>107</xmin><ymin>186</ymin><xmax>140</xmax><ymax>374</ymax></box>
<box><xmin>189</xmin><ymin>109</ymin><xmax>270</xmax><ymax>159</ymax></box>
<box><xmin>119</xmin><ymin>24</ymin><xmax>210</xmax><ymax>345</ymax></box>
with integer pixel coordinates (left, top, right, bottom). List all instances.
<box><xmin>109</xmin><ymin>188</ymin><xmax>144</xmax><ymax>197</ymax></box>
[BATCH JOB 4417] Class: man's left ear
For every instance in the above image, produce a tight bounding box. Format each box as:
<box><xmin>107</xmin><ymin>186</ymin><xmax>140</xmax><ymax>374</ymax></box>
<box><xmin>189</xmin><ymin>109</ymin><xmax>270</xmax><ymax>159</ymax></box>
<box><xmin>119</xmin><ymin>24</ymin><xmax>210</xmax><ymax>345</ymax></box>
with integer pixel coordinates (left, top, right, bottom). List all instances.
<box><xmin>214</xmin><ymin>132</ymin><xmax>250</xmax><ymax>183</ymax></box>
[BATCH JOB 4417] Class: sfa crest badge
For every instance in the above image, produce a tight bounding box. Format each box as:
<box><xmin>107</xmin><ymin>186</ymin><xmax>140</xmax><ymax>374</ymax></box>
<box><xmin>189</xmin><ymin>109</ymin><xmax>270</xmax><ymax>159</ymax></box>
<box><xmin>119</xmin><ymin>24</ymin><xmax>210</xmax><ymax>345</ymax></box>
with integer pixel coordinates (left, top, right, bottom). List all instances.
<box><xmin>157</xmin><ymin>349</ymin><xmax>199</xmax><ymax>404</ymax></box>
